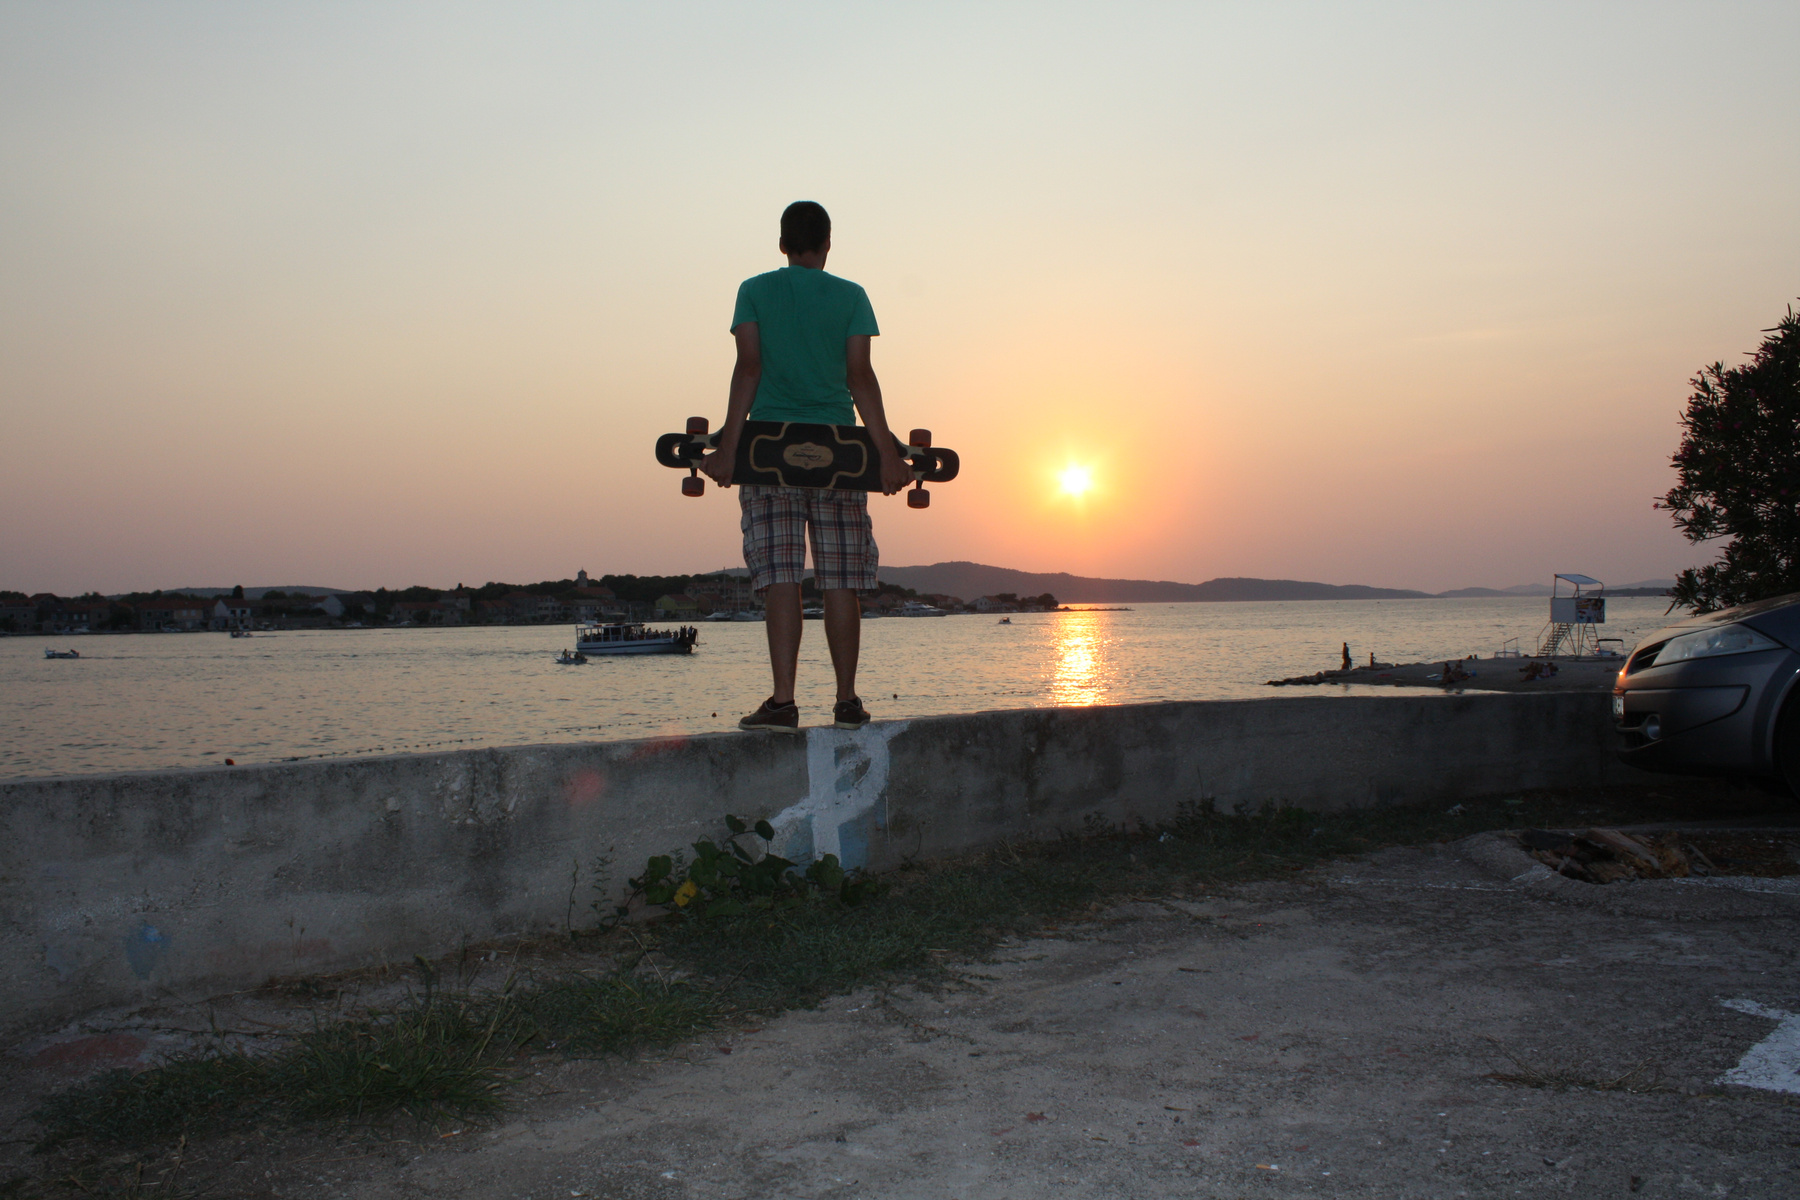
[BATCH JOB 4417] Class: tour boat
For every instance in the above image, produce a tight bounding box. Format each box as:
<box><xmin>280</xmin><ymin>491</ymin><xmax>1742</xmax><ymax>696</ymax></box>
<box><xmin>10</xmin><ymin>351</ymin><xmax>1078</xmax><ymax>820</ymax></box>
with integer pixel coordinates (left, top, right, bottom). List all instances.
<box><xmin>896</xmin><ymin>602</ymin><xmax>948</xmax><ymax>617</ymax></box>
<box><xmin>573</xmin><ymin>622</ymin><xmax>698</xmax><ymax>656</ymax></box>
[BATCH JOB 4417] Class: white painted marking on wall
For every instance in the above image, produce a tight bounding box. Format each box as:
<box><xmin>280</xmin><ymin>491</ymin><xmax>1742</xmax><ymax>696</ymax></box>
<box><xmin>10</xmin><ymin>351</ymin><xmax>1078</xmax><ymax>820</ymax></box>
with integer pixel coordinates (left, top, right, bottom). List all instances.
<box><xmin>1719</xmin><ymin>999</ymin><xmax>1800</xmax><ymax>1094</ymax></box>
<box><xmin>766</xmin><ymin>722</ymin><xmax>910</xmax><ymax>870</ymax></box>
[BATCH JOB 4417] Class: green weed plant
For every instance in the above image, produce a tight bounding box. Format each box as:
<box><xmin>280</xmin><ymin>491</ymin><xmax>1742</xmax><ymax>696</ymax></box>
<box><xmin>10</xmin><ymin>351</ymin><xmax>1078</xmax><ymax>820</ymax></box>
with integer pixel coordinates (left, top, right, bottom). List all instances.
<box><xmin>621</xmin><ymin>813</ymin><xmax>877</xmax><ymax>920</ymax></box>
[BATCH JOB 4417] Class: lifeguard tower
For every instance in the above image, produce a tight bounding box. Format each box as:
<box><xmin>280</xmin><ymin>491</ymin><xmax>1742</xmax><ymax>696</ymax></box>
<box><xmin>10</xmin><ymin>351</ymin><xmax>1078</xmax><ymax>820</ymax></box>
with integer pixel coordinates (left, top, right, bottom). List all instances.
<box><xmin>1536</xmin><ymin>574</ymin><xmax>1606</xmax><ymax>658</ymax></box>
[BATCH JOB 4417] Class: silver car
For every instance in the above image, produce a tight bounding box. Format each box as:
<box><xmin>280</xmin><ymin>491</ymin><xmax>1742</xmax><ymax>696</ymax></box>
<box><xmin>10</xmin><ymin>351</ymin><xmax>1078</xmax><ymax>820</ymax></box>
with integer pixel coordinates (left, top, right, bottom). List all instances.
<box><xmin>1613</xmin><ymin>592</ymin><xmax>1800</xmax><ymax>793</ymax></box>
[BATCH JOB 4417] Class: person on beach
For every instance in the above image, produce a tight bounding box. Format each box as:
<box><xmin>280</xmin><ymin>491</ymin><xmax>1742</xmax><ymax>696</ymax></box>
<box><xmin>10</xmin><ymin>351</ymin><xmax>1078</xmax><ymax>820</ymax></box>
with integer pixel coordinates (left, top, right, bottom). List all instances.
<box><xmin>701</xmin><ymin>201</ymin><xmax>910</xmax><ymax>733</ymax></box>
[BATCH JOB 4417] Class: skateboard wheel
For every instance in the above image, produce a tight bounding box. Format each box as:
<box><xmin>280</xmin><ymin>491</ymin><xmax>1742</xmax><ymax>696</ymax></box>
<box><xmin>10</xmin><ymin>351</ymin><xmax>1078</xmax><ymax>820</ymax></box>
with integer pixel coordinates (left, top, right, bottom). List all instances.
<box><xmin>908</xmin><ymin>428</ymin><xmax>931</xmax><ymax>448</ymax></box>
<box><xmin>682</xmin><ymin>476</ymin><xmax>705</xmax><ymax>497</ymax></box>
<box><xmin>687</xmin><ymin>416</ymin><xmax>710</xmax><ymax>436</ymax></box>
<box><xmin>907</xmin><ymin>487</ymin><xmax>930</xmax><ymax>509</ymax></box>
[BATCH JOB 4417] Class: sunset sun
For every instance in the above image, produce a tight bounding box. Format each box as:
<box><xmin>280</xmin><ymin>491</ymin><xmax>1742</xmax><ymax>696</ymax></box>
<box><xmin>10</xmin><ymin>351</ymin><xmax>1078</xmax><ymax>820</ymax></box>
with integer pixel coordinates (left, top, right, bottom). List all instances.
<box><xmin>1059</xmin><ymin>465</ymin><xmax>1093</xmax><ymax>497</ymax></box>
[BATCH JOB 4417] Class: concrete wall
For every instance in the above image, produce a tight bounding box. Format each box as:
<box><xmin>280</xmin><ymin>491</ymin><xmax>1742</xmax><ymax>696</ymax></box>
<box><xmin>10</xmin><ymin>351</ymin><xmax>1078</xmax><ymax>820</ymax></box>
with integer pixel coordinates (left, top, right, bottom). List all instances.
<box><xmin>0</xmin><ymin>693</ymin><xmax>1639</xmax><ymax>1037</ymax></box>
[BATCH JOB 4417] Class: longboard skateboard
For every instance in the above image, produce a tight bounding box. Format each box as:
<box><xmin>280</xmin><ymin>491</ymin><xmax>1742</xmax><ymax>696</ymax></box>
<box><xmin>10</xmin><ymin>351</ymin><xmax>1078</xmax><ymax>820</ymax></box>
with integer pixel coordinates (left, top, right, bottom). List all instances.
<box><xmin>655</xmin><ymin>419</ymin><xmax>959</xmax><ymax>509</ymax></box>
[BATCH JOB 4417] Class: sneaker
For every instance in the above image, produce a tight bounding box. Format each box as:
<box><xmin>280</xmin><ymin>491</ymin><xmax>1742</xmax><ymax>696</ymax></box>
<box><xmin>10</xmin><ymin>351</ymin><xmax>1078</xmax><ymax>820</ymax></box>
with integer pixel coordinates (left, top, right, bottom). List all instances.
<box><xmin>832</xmin><ymin>696</ymin><xmax>870</xmax><ymax>730</ymax></box>
<box><xmin>739</xmin><ymin>697</ymin><xmax>800</xmax><ymax>734</ymax></box>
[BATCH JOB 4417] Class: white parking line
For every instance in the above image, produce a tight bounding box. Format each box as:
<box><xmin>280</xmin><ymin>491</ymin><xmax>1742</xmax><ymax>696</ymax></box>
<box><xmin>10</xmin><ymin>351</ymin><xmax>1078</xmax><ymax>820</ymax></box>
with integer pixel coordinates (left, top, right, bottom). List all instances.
<box><xmin>1719</xmin><ymin>999</ymin><xmax>1800</xmax><ymax>1094</ymax></box>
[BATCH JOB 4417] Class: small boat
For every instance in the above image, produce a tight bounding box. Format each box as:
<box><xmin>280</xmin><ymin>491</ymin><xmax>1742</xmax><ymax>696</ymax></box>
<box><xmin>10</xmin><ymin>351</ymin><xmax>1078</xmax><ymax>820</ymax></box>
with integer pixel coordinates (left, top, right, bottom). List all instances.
<box><xmin>731</xmin><ymin>610</ymin><xmax>763</xmax><ymax>622</ymax></box>
<box><xmin>574</xmin><ymin>622</ymin><xmax>698</xmax><ymax>656</ymax></box>
<box><xmin>802</xmin><ymin>605</ymin><xmax>825</xmax><ymax>620</ymax></box>
<box><xmin>997</xmin><ymin>617</ymin><xmax>1011</xmax><ymax>624</ymax></box>
<box><xmin>44</xmin><ymin>648</ymin><xmax>80</xmax><ymax>659</ymax></box>
<box><xmin>896</xmin><ymin>602</ymin><xmax>947</xmax><ymax>617</ymax></box>
<box><xmin>704</xmin><ymin>611</ymin><xmax>736</xmax><ymax>622</ymax></box>
<box><xmin>555</xmin><ymin>649</ymin><xmax>589</xmax><ymax>665</ymax></box>
<box><xmin>230</xmin><ymin>630</ymin><xmax>253</xmax><ymax>639</ymax></box>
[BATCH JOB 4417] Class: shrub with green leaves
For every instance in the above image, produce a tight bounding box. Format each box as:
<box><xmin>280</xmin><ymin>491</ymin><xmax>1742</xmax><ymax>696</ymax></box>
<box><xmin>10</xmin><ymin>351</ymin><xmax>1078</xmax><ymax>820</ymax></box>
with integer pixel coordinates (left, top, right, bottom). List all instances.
<box><xmin>622</xmin><ymin>814</ymin><xmax>878</xmax><ymax>919</ymax></box>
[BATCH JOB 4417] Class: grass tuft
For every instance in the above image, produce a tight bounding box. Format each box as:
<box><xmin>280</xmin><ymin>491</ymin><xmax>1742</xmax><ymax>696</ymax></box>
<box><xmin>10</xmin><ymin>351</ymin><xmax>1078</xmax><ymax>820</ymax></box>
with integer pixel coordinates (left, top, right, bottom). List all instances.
<box><xmin>30</xmin><ymin>1054</ymin><xmax>267</xmax><ymax>1150</ymax></box>
<box><xmin>517</xmin><ymin>974</ymin><xmax>720</xmax><ymax>1057</ymax></box>
<box><xmin>275</xmin><ymin>998</ymin><xmax>511</xmax><ymax>1123</ymax></box>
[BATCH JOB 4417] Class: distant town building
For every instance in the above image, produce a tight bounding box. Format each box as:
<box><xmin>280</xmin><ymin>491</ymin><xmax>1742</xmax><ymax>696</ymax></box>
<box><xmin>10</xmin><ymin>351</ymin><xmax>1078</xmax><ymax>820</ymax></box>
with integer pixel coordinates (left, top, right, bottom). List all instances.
<box><xmin>690</xmin><ymin>572</ymin><xmax>756</xmax><ymax>611</ymax></box>
<box><xmin>388</xmin><ymin>600</ymin><xmax>467</xmax><ymax>626</ymax></box>
<box><xmin>320</xmin><ymin>592</ymin><xmax>376</xmax><ymax>620</ymax></box>
<box><xmin>654</xmin><ymin>593</ymin><xmax>699</xmax><ymax>617</ymax></box>
<box><xmin>52</xmin><ymin>600</ymin><xmax>112</xmax><ymax>632</ymax></box>
<box><xmin>569</xmin><ymin>593</ymin><xmax>622</xmax><ymax>622</ymax></box>
<box><xmin>0</xmin><ymin>601</ymin><xmax>38</xmax><ymax>632</ymax></box>
<box><xmin>137</xmin><ymin>597</ymin><xmax>207</xmax><ymax>631</ymax></box>
<box><xmin>500</xmin><ymin>592</ymin><xmax>565</xmax><ymax>623</ymax></box>
<box><xmin>211</xmin><ymin>598</ymin><xmax>254</xmax><ymax>630</ymax></box>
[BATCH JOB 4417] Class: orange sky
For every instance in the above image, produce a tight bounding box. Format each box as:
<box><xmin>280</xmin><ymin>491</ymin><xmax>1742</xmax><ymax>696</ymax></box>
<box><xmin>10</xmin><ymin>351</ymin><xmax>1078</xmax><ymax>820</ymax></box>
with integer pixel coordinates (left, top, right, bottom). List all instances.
<box><xmin>3</xmin><ymin>3</ymin><xmax>1797</xmax><ymax>595</ymax></box>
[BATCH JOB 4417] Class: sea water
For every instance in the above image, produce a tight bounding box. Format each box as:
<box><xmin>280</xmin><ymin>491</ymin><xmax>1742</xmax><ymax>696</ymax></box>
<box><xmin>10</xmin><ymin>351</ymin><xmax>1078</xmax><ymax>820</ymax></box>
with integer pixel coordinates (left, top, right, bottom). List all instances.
<box><xmin>0</xmin><ymin>596</ymin><xmax>1680</xmax><ymax>780</ymax></box>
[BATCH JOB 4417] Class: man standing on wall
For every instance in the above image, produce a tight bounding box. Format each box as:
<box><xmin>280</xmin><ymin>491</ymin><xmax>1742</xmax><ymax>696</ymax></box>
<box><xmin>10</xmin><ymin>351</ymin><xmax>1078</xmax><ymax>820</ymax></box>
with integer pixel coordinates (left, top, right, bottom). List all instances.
<box><xmin>702</xmin><ymin>201</ymin><xmax>910</xmax><ymax>733</ymax></box>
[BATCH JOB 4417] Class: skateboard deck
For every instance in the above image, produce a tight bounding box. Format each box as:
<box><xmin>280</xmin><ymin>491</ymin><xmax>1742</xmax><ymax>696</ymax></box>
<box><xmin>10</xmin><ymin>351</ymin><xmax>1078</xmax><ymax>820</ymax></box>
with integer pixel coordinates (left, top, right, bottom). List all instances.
<box><xmin>655</xmin><ymin>419</ymin><xmax>959</xmax><ymax>508</ymax></box>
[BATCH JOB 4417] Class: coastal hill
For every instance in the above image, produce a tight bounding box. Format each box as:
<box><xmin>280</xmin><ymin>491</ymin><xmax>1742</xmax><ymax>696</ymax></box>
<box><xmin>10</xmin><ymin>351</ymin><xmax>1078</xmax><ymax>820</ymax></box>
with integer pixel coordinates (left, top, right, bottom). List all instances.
<box><xmin>876</xmin><ymin>563</ymin><xmax>1429</xmax><ymax>603</ymax></box>
<box><xmin>877</xmin><ymin>562</ymin><xmax>1674</xmax><ymax>604</ymax></box>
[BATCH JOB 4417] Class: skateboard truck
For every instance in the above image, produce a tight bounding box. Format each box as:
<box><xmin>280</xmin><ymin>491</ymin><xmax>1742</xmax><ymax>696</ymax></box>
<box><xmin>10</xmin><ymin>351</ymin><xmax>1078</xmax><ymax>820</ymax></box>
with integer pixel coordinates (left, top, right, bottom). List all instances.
<box><xmin>681</xmin><ymin>416</ymin><xmax>709</xmax><ymax>497</ymax></box>
<box><xmin>906</xmin><ymin>428</ymin><xmax>931</xmax><ymax>508</ymax></box>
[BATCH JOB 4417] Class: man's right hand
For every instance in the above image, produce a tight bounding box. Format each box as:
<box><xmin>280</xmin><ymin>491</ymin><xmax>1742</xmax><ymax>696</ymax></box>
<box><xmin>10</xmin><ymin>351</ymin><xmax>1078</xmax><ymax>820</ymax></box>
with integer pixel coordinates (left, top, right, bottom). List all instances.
<box><xmin>877</xmin><ymin>445</ymin><xmax>911</xmax><ymax>495</ymax></box>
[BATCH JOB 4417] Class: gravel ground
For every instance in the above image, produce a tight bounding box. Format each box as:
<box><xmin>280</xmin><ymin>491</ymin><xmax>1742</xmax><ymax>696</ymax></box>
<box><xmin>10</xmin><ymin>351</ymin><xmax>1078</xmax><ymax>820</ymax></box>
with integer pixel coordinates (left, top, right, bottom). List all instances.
<box><xmin>25</xmin><ymin>828</ymin><xmax>1786</xmax><ymax>1199</ymax></box>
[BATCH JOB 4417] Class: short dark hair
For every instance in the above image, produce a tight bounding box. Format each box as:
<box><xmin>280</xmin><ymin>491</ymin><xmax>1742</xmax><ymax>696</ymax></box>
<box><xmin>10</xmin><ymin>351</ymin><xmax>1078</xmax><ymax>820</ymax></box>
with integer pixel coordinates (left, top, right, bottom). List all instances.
<box><xmin>780</xmin><ymin>201</ymin><xmax>831</xmax><ymax>255</ymax></box>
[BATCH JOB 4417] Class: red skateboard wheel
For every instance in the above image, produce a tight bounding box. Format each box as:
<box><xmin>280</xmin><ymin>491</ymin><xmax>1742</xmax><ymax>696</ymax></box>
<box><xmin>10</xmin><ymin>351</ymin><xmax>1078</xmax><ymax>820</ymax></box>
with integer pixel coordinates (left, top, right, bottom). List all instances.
<box><xmin>682</xmin><ymin>476</ymin><xmax>705</xmax><ymax>497</ymax></box>
<box><xmin>907</xmin><ymin>488</ymin><xmax>930</xmax><ymax>509</ymax></box>
<box><xmin>687</xmin><ymin>416</ymin><xmax>710</xmax><ymax>436</ymax></box>
<box><xmin>908</xmin><ymin>428</ymin><xmax>931</xmax><ymax>448</ymax></box>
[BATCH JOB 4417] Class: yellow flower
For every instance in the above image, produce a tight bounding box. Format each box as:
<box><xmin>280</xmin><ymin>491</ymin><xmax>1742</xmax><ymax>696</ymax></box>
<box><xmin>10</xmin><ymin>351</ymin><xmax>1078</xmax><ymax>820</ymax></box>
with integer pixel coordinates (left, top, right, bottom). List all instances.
<box><xmin>673</xmin><ymin>880</ymin><xmax>698</xmax><ymax>907</ymax></box>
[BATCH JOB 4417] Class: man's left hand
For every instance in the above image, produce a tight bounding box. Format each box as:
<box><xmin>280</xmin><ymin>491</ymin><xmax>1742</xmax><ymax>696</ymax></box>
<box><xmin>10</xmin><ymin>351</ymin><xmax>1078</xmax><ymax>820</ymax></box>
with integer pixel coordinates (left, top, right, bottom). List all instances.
<box><xmin>701</xmin><ymin>449</ymin><xmax>735</xmax><ymax>487</ymax></box>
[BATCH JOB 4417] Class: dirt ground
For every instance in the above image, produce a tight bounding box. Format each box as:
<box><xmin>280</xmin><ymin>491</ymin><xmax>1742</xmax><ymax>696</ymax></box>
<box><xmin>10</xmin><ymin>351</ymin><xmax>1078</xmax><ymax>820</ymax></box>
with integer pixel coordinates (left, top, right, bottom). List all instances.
<box><xmin>17</xmin><ymin>819</ymin><xmax>1799</xmax><ymax>1199</ymax></box>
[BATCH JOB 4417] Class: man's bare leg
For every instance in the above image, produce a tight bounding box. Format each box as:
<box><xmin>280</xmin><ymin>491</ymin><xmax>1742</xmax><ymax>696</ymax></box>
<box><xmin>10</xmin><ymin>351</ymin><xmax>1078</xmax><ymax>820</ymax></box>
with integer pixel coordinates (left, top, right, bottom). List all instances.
<box><xmin>763</xmin><ymin>583</ymin><xmax>802</xmax><ymax>704</ymax></box>
<box><xmin>822</xmin><ymin>588</ymin><xmax>861</xmax><ymax>702</ymax></box>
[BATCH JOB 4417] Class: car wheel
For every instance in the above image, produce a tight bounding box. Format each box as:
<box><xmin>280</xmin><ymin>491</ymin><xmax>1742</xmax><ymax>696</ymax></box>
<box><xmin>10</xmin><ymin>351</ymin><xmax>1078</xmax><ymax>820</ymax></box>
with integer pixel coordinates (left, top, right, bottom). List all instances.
<box><xmin>1776</xmin><ymin>694</ymin><xmax>1800</xmax><ymax>798</ymax></box>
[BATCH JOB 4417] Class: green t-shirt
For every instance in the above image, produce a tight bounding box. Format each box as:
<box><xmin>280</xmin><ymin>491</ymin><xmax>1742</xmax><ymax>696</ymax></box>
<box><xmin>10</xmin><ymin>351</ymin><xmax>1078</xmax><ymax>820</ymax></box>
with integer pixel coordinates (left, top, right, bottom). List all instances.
<box><xmin>731</xmin><ymin>266</ymin><xmax>879</xmax><ymax>425</ymax></box>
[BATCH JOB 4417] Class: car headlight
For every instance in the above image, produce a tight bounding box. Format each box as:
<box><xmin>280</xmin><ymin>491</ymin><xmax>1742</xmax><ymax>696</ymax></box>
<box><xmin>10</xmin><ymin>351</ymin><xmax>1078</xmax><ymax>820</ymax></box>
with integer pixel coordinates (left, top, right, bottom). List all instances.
<box><xmin>1649</xmin><ymin>623</ymin><xmax>1780</xmax><ymax>667</ymax></box>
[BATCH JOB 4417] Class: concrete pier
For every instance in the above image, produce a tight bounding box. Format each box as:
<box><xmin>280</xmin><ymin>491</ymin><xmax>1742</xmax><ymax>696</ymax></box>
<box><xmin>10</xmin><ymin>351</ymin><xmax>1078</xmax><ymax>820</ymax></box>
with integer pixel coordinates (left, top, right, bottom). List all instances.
<box><xmin>0</xmin><ymin>692</ymin><xmax>1638</xmax><ymax>1037</ymax></box>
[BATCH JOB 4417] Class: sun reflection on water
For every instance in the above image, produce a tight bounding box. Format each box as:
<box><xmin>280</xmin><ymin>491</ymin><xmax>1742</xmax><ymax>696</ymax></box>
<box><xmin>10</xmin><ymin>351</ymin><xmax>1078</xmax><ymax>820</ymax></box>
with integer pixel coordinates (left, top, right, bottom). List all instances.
<box><xmin>1049</xmin><ymin>613</ymin><xmax>1109</xmax><ymax>706</ymax></box>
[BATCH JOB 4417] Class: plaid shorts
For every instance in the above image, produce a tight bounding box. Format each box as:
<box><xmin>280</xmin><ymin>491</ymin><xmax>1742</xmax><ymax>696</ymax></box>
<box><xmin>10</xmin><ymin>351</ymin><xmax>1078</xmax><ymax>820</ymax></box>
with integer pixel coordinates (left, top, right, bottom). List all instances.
<box><xmin>739</xmin><ymin>486</ymin><xmax>879</xmax><ymax>593</ymax></box>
